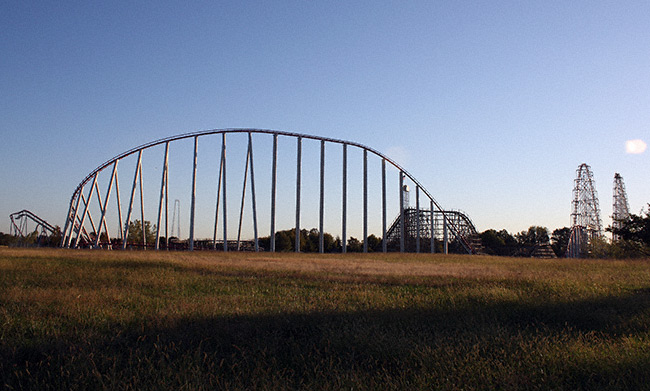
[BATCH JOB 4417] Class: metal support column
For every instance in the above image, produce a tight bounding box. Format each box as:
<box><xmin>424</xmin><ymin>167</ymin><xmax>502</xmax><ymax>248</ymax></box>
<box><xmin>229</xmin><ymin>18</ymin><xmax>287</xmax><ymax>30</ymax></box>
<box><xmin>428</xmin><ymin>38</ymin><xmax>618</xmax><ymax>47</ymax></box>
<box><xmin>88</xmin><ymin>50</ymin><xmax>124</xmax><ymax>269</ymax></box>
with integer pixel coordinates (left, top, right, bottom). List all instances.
<box><xmin>155</xmin><ymin>143</ymin><xmax>169</xmax><ymax>250</ymax></box>
<box><xmin>319</xmin><ymin>139</ymin><xmax>325</xmax><ymax>253</ymax></box>
<box><xmin>382</xmin><ymin>159</ymin><xmax>387</xmax><ymax>253</ymax></box>
<box><xmin>115</xmin><ymin>170</ymin><xmax>123</xmax><ymax>240</ymax></box>
<box><xmin>213</xmin><ymin>140</ymin><xmax>223</xmax><ymax>249</ymax></box>
<box><xmin>189</xmin><ymin>136</ymin><xmax>198</xmax><ymax>251</ymax></box>
<box><xmin>222</xmin><ymin>133</ymin><xmax>228</xmax><ymax>252</ymax></box>
<box><xmin>342</xmin><ymin>143</ymin><xmax>347</xmax><ymax>253</ymax></box>
<box><xmin>73</xmin><ymin>174</ymin><xmax>97</xmax><ymax>248</ymax></box>
<box><xmin>61</xmin><ymin>197</ymin><xmax>75</xmax><ymax>247</ymax></box>
<box><xmin>123</xmin><ymin>151</ymin><xmax>143</xmax><ymax>249</ymax></box>
<box><xmin>92</xmin><ymin>181</ymin><xmax>110</xmax><ymax>242</ymax></box>
<box><xmin>236</xmin><ymin>141</ymin><xmax>251</xmax><ymax>251</ymax></box>
<box><xmin>64</xmin><ymin>189</ymin><xmax>83</xmax><ymax>248</ymax></box>
<box><xmin>164</xmin><ymin>165</ymin><xmax>168</xmax><ymax>249</ymax></box>
<box><xmin>270</xmin><ymin>134</ymin><xmax>277</xmax><ymax>252</ymax></box>
<box><xmin>248</xmin><ymin>133</ymin><xmax>259</xmax><ymax>252</ymax></box>
<box><xmin>443</xmin><ymin>215</ymin><xmax>448</xmax><ymax>254</ymax></box>
<box><xmin>213</xmin><ymin>134</ymin><xmax>225</xmax><ymax>249</ymax></box>
<box><xmin>139</xmin><ymin>163</ymin><xmax>145</xmax><ymax>249</ymax></box>
<box><xmin>416</xmin><ymin>186</ymin><xmax>420</xmax><ymax>253</ymax></box>
<box><xmin>399</xmin><ymin>171</ymin><xmax>405</xmax><ymax>253</ymax></box>
<box><xmin>430</xmin><ymin>200</ymin><xmax>435</xmax><ymax>253</ymax></box>
<box><xmin>363</xmin><ymin>149</ymin><xmax>368</xmax><ymax>253</ymax></box>
<box><xmin>295</xmin><ymin>136</ymin><xmax>302</xmax><ymax>252</ymax></box>
<box><xmin>95</xmin><ymin>160</ymin><xmax>118</xmax><ymax>248</ymax></box>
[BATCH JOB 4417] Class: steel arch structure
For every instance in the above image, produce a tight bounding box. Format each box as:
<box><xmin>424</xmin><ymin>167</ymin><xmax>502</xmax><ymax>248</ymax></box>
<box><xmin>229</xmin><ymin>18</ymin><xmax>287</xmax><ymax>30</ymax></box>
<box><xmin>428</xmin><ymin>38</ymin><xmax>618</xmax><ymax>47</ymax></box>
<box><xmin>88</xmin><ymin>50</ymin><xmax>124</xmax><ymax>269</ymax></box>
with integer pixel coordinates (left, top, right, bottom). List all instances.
<box><xmin>61</xmin><ymin>129</ymin><xmax>475</xmax><ymax>253</ymax></box>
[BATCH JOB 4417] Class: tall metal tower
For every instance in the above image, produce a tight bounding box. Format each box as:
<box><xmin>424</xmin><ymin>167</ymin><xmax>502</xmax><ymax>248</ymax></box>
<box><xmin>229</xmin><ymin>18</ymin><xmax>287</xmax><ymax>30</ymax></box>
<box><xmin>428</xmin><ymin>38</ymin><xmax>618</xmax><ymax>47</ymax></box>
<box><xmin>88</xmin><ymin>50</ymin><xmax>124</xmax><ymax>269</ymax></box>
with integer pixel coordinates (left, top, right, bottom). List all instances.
<box><xmin>612</xmin><ymin>173</ymin><xmax>630</xmax><ymax>241</ymax></box>
<box><xmin>567</xmin><ymin>163</ymin><xmax>602</xmax><ymax>257</ymax></box>
<box><xmin>170</xmin><ymin>199</ymin><xmax>181</xmax><ymax>238</ymax></box>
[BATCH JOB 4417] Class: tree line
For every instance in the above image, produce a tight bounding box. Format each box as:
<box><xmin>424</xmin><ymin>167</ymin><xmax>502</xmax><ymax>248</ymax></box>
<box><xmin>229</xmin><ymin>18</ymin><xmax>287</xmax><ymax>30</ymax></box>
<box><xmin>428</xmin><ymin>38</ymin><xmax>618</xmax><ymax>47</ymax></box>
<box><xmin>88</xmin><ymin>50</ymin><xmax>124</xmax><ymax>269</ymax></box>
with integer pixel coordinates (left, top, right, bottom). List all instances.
<box><xmin>2</xmin><ymin>205</ymin><xmax>649</xmax><ymax>257</ymax></box>
<box><xmin>480</xmin><ymin>205</ymin><xmax>650</xmax><ymax>258</ymax></box>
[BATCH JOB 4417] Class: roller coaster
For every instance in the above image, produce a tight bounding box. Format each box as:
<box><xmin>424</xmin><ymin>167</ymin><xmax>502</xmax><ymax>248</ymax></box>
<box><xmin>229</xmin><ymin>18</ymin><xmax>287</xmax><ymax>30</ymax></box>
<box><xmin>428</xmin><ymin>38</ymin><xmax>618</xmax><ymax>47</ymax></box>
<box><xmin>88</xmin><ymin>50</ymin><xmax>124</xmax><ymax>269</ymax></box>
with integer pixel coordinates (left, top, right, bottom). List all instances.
<box><xmin>60</xmin><ymin>129</ymin><xmax>480</xmax><ymax>253</ymax></box>
<box><xmin>9</xmin><ymin>210</ymin><xmax>57</xmax><ymax>246</ymax></box>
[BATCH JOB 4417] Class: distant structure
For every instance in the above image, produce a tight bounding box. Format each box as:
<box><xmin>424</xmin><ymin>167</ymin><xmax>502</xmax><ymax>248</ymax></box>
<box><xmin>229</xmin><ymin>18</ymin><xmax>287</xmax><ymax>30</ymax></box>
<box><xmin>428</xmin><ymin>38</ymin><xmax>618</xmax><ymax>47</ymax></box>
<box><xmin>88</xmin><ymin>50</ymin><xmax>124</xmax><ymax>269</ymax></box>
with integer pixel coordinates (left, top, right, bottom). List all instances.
<box><xmin>9</xmin><ymin>210</ymin><xmax>57</xmax><ymax>246</ymax></box>
<box><xmin>611</xmin><ymin>173</ymin><xmax>630</xmax><ymax>241</ymax></box>
<box><xmin>170</xmin><ymin>199</ymin><xmax>181</xmax><ymax>239</ymax></box>
<box><xmin>567</xmin><ymin>163</ymin><xmax>602</xmax><ymax>258</ymax></box>
<box><xmin>384</xmin><ymin>184</ymin><xmax>478</xmax><ymax>253</ymax></box>
<box><xmin>60</xmin><ymin>129</ymin><xmax>478</xmax><ymax>253</ymax></box>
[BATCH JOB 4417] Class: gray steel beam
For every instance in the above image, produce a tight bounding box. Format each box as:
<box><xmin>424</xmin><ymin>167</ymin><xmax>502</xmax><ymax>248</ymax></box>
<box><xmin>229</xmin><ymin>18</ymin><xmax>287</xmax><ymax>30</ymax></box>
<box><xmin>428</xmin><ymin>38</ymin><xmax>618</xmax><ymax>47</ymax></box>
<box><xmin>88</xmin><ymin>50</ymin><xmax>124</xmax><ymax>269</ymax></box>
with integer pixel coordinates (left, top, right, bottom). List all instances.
<box><xmin>382</xmin><ymin>159</ymin><xmax>387</xmax><ymax>253</ymax></box>
<box><xmin>248</xmin><ymin>133</ymin><xmax>259</xmax><ymax>252</ymax></box>
<box><xmin>443</xmin><ymin>216</ymin><xmax>448</xmax><ymax>254</ymax></box>
<box><xmin>61</xmin><ymin>197</ymin><xmax>75</xmax><ymax>247</ymax></box>
<box><xmin>95</xmin><ymin>160</ymin><xmax>118</xmax><ymax>248</ymax></box>
<box><xmin>416</xmin><ymin>186</ymin><xmax>420</xmax><ymax>253</ymax></box>
<box><xmin>295</xmin><ymin>136</ymin><xmax>302</xmax><ymax>252</ymax></box>
<box><xmin>189</xmin><ymin>137</ymin><xmax>198</xmax><ymax>251</ymax></box>
<box><xmin>74</xmin><ymin>174</ymin><xmax>97</xmax><ymax>248</ymax></box>
<box><xmin>222</xmin><ymin>133</ymin><xmax>227</xmax><ymax>251</ymax></box>
<box><xmin>363</xmin><ymin>149</ymin><xmax>368</xmax><ymax>253</ymax></box>
<box><xmin>319</xmin><ymin>140</ymin><xmax>325</xmax><ymax>253</ymax></box>
<box><xmin>342</xmin><ymin>143</ymin><xmax>347</xmax><ymax>253</ymax></box>
<box><xmin>155</xmin><ymin>143</ymin><xmax>169</xmax><ymax>250</ymax></box>
<box><xmin>236</xmin><ymin>141</ymin><xmax>250</xmax><ymax>251</ymax></box>
<box><xmin>139</xmin><ymin>162</ymin><xmax>145</xmax><ymax>249</ymax></box>
<box><xmin>213</xmin><ymin>136</ymin><xmax>224</xmax><ymax>249</ymax></box>
<box><xmin>115</xmin><ymin>169</ymin><xmax>123</xmax><ymax>240</ymax></box>
<box><xmin>430</xmin><ymin>200</ymin><xmax>435</xmax><ymax>253</ymax></box>
<box><xmin>270</xmin><ymin>134</ymin><xmax>277</xmax><ymax>252</ymax></box>
<box><xmin>123</xmin><ymin>150</ymin><xmax>143</xmax><ymax>249</ymax></box>
<box><xmin>399</xmin><ymin>171</ymin><xmax>405</xmax><ymax>253</ymax></box>
<box><xmin>164</xmin><ymin>164</ymin><xmax>168</xmax><ymax>249</ymax></box>
<box><xmin>64</xmin><ymin>189</ymin><xmax>83</xmax><ymax>248</ymax></box>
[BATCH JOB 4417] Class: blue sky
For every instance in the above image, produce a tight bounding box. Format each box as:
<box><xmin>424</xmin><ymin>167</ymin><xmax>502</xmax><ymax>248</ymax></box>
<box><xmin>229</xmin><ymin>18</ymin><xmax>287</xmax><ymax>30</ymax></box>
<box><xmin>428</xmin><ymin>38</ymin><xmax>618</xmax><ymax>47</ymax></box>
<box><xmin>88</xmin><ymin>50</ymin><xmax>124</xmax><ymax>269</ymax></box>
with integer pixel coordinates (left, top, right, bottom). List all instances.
<box><xmin>1</xmin><ymin>1</ymin><xmax>649</xmax><ymax>237</ymax></box>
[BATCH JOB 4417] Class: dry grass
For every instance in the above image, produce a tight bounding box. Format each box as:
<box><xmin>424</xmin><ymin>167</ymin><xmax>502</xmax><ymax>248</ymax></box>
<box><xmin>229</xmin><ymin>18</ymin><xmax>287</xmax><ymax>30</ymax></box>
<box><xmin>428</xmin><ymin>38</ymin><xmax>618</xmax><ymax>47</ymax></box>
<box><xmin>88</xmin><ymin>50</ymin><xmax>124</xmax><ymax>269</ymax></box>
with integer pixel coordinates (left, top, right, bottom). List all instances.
<box><xmin>2</xmin><ymin>248</ymin><xmax>650</xmax><ymax>390</ymax></box>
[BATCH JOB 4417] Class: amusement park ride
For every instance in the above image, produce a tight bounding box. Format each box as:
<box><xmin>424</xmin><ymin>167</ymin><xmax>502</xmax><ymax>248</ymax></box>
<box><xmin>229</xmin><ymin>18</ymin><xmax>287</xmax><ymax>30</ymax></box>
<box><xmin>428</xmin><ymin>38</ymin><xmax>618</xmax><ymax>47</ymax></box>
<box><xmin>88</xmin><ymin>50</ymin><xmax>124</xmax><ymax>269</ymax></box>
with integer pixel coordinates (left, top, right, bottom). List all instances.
<box><xmin>56</xmin><ymin>129</ymin><xmax>480</xmax><ymax>254</ymax></box>
<box><xmin>8</xmin><ymin>129</ymin><xmax>633</xmax><ymax>257</ymax></box>
<box><xmin>566</xmin><ymin>164</ymin><xmax>632</xmax><ymax>258</ymax></box>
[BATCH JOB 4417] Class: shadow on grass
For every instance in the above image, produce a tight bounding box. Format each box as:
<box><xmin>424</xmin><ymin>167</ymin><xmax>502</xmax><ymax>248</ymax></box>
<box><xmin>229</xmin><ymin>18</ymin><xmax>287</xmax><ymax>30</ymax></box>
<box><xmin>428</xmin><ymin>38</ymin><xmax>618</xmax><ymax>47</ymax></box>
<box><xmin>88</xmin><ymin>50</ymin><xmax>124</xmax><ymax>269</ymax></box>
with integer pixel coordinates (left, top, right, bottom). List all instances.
<box><xmin>3</xmin><ymin>289</ymin><xmax>650</xmax><ymax>390</ymax></box>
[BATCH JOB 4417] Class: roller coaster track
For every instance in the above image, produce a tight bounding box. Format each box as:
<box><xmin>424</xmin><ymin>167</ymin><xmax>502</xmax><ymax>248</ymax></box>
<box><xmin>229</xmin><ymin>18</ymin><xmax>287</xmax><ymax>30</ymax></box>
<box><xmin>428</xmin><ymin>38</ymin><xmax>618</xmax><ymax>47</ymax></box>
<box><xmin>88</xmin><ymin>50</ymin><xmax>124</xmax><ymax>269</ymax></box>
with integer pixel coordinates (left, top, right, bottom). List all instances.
<box><xmin>9</xmin><ymin>210</ymin><xmax>56</xmax><ymax>237</ymax></box>
<box><xmin>61</xmin><ymin>128</ymin><xmax>476</xmax><ymax>253</ymax></box>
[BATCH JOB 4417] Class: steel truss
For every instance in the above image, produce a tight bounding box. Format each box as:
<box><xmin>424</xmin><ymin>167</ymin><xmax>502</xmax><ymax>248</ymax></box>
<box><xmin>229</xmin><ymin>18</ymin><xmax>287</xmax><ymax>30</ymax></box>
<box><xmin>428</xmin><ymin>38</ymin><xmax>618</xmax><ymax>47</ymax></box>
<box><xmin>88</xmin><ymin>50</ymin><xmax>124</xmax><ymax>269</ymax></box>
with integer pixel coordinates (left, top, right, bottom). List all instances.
<box><xmin>567</xmin><ymin>163</ymin><xmax>602</xmax><ymax>258</ymax></box>
<box><xmin>385</xmin><ymin>208</ymin><xmax>479</xmax><ymax>254</ymax></box>
<box><xmin>61</xmin><ymin>129</ymin><xmax>476</xmax><ymax>253</ymax></box>
<box><xmin>9</xmin><ymin>210</ymin><xmax>57</xmax><ymax>244</ymax></box>
<box><xmin>612</xmin><ymin>173</ymin><xmax>630</xmax><ymax>241</ymax></box>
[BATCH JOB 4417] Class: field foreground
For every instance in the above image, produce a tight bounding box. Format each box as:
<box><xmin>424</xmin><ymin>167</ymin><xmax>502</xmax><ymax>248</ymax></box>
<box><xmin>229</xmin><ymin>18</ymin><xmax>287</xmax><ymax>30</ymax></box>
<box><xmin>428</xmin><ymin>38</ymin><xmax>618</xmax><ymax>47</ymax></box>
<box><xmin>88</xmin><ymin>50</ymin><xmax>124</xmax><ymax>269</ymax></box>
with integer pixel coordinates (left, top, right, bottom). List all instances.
<box><xmin>2</xmin><ymin>248</ymin><xmax>650</xmax><ymax>390</ymax></box>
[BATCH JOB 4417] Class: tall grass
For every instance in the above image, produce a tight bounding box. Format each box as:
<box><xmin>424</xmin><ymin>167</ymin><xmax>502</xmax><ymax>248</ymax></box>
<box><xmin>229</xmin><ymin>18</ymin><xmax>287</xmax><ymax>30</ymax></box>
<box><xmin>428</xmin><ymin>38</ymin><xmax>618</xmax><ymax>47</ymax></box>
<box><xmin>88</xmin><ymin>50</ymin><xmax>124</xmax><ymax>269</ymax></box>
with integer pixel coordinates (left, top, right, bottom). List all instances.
<box><xmin>1</xmin><ymin>248</ymin><xmax>650</xmax><ymax>390</ymax></box>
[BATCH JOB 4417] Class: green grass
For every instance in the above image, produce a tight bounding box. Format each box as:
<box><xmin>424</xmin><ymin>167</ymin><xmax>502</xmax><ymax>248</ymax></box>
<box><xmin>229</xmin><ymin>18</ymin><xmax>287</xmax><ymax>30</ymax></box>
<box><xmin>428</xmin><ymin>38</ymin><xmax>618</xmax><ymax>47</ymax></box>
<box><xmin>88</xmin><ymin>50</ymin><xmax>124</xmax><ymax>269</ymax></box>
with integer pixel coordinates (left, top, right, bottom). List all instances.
<box><xmin>1</xmin><ymin>248</ymin><xmax>650</xmax><ymax>390</ymax></box>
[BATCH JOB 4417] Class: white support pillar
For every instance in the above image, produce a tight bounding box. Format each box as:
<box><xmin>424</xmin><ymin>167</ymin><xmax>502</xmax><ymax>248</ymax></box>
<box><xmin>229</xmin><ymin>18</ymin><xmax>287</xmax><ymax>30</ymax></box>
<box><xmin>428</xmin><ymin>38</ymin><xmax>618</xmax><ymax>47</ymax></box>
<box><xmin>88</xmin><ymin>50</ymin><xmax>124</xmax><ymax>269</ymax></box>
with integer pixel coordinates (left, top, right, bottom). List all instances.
<box><xmin>319</xmin><ymin>140</ymin><xmax>325</xmax><ymax>253</ymax></box>
<box><xmin>295</xmin><ymin>136</ymin><xmax>302</xmax><ymax>252</ymax></box>
<box><xmin>189</xmin><ymin>136</ymin><xmax>198</xmax><ymax>251</ymax></box>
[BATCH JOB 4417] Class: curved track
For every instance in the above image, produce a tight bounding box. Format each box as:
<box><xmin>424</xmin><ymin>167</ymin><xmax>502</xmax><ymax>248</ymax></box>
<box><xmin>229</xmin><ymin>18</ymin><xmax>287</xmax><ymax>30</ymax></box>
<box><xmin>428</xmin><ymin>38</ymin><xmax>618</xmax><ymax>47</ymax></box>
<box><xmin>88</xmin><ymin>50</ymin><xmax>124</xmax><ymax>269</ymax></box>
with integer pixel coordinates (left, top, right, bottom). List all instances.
<box><xmin>61</xmin><ymin>129</ymin><xmax>476</xmax><ymax>253</ymax></box>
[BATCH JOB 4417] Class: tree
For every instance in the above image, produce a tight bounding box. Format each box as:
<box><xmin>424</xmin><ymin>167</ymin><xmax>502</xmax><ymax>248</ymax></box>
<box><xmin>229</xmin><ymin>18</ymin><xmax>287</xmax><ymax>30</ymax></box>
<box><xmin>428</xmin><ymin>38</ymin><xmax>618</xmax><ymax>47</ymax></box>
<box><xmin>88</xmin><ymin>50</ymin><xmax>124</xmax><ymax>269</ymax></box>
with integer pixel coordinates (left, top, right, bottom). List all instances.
<box><xmin>480</xmin><ymin>229</ymin><xmax>506</xmax><ymax>256</ymax></box>
<box><xmin>480</xmin><ymin>229</ymin><xmax>518</xmax><ymax>256</ymax></box>
<box><xmin>347</xmin><ymin>237</ymin><xmax>363</xmax><ymax>252</ymax></box>
<box><xmin>126</xmin><ymin>220</ymin><xmax>156</xmax><ymax>247</ymax></box>
<box><xmin>607</xmin><ymin>205</ymin><xmax>650</xmax><ymax>257</ymax></box>
<box><xmin>365</xmin><ymin>234</ymin><xmax>382</xmax><ymax>252</ymax></box>
<box><xmin>551</xmin><ymin>227</ymin><xmax>571</xmax><ymax>257</ymax></box>
<box><xmin>516</xmin><ymin>226</ymin><xmax>549</xmax><ymax>247</ymax></box>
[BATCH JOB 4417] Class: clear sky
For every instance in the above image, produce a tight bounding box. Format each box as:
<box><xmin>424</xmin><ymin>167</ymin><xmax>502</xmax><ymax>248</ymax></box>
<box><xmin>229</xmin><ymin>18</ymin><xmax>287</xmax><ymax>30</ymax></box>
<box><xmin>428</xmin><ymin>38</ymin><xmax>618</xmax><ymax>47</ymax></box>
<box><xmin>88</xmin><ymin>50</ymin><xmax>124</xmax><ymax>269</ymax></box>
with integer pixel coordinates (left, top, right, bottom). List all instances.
<box><xmin>1</xmin><ymin>1</ymin><xmax>649</xmax><ymax>237</ymax></box>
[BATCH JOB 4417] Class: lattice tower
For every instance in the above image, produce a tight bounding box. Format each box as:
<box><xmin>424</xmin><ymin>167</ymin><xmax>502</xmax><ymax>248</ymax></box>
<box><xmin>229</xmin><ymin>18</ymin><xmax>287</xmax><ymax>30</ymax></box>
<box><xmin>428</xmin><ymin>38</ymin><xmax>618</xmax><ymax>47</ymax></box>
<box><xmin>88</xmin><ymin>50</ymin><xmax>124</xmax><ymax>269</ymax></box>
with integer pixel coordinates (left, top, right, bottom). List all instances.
<box><xmin>612</xmin><ymin>173</ymin><xmax>630</xmax><ymax>241</ymax></box>
<box><xmin>170</xmin><ymin>199</ymin><xmax>181</xmax><ymax>238</ymax></box>
<box><xmin>567</xmin><ymin>163</ymin><xmax>602</xmax><ymax>257</ymax></box>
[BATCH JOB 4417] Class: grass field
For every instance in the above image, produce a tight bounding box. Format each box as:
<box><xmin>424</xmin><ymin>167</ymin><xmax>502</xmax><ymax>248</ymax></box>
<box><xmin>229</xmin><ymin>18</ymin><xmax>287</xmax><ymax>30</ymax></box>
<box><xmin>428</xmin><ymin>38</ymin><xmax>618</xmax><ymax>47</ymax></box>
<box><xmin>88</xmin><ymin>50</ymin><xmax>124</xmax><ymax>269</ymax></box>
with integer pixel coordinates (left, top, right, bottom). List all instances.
<box><xmin>2</xmin><ymin>248</ymin><xmax>650</xmax><ymax>390</ymax></box>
